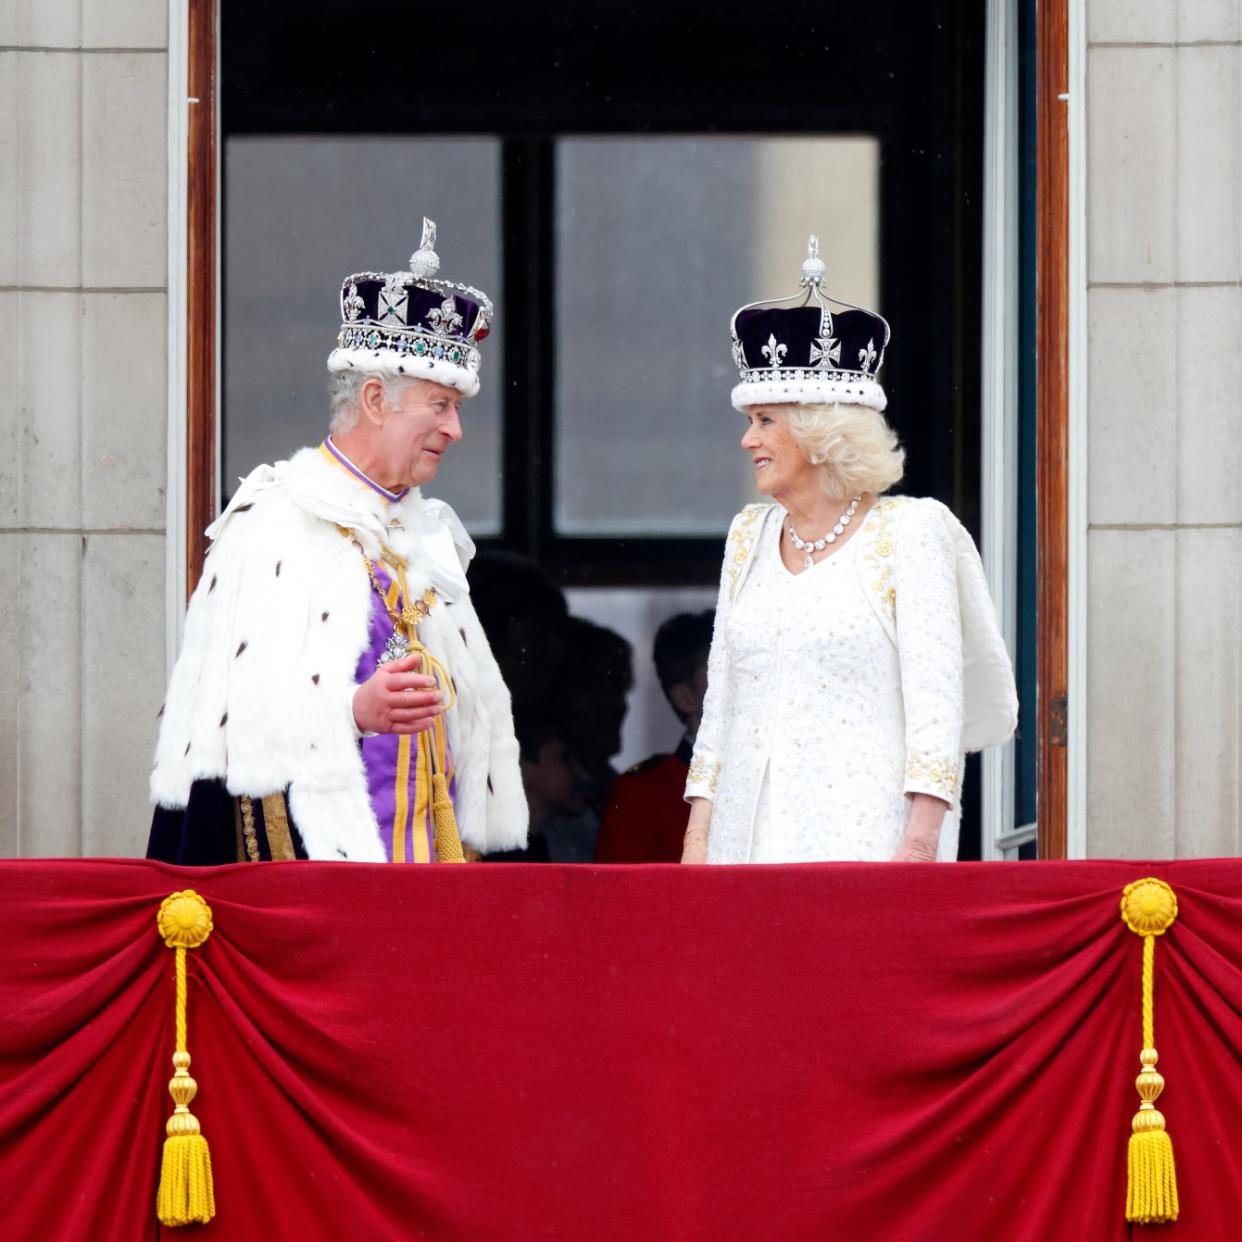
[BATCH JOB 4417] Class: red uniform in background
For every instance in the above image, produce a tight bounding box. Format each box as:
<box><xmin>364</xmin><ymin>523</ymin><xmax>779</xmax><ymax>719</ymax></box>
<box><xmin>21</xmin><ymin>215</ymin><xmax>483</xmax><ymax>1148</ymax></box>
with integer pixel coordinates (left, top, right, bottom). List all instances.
<box><xmin>594</xmin><ymin>738</ymin><xmax>692</xmax><ymax>863</ymax></box>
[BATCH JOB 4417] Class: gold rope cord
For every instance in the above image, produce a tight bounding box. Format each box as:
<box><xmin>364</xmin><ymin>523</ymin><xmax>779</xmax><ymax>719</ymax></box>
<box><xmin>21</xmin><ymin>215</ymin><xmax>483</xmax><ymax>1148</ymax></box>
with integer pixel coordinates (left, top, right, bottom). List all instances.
<box><xmin>1119</xmin><ymin>877</ymin><xmax>1180</xmax><ymax>1225</ymax></box>
<box><xmin>155</xmin><ymin>890</ymin><xmax>216</xmax><ymax>1227</ymax></box>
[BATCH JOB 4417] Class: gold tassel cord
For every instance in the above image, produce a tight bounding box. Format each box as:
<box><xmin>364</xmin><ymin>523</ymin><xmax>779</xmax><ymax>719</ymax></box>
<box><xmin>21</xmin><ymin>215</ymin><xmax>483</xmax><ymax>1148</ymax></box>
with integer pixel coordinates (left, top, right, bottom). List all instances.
<box><xmin>155</xmin><ymin>890</ymin><xmax>216</xmax><ymax>1227</ymax></box>
<box><xmin>346</xmin><ymin>530</ymin><xmax>469</xmax><ymax>863</ymax></box>
<box><xmin>432</xmin><ymin>771</ymin><xmax>467</xmax><ymax>862</ymax></box>
<box><xmin>1120</xmin><ymin>877</ymin><xmax>1180</xmax><ymax>1225</ymax></box>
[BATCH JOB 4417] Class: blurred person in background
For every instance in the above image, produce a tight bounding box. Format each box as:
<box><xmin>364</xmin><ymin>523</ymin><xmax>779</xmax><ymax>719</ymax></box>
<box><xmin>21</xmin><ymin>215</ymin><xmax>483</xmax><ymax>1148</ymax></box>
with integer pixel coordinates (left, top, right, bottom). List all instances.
<box><xmin>484</xmin><ymin>711</ymin><xmax>586</xmax><ymax>862</ymax></box>
<box><xmin>596</xmin><ymin>610</ymin><xmax>714</xmax><ymax>863</ymax></box>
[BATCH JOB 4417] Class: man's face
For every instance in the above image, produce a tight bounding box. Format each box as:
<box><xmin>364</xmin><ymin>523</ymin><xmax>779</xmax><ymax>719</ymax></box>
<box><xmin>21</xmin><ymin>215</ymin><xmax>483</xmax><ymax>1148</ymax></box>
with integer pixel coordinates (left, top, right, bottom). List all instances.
<box><xmin>375</xmin><ymin>379</ymin><xmax>465</xmax><ymax>489</ymax></box>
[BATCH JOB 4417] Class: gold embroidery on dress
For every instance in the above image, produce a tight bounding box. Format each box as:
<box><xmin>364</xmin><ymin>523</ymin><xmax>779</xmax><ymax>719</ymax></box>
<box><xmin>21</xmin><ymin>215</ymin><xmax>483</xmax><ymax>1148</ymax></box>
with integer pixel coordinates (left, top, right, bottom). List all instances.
<box><xmin>905</xmin><ymin>752</ymin><xmax>959</xmax><ymax>800</ymax></box>
<box><xmin>861</xmin><ymin>497</ymin><xmax>902</xmax><ymax>624</ymax></box>
<box><xmin>727</xmin><ymin>504</ymin><xmax>766</xmax><ymax>600</ymax></box>
<box><xmin>687</xmin><ymin>755</ymin><xmax>721</xmax><ymax>793</ymax></box>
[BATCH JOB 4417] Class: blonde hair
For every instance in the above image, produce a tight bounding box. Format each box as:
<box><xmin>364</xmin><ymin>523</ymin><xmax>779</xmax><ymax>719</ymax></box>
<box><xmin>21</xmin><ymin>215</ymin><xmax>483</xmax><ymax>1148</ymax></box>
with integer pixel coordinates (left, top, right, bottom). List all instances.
<box><xmin>782</xmin><ymin>402</ymin><xmax>905</xmax><ymax>497</ymax></box>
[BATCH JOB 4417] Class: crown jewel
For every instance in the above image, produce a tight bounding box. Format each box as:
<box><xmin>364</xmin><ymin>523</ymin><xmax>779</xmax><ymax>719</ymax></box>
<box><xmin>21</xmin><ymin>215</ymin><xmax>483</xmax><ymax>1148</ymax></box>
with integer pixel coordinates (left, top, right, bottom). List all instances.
<box><xmin>728</xmin><ymin>234</ymin><xmax>891</xmax><ymax>413</ymax></box>
<box><xmin>327</xmin><ymin>217</ymin><xmax>493</xmax><ymax>398</ymax></box>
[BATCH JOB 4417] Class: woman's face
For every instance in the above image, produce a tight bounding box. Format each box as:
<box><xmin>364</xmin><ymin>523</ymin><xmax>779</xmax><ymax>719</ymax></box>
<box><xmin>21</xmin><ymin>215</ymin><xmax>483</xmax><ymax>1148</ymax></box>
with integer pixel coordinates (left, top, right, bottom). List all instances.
<box><xmin>739</xmin><ymin>405</ymin><xmax>815</xmax><ymax>498</ymax></box>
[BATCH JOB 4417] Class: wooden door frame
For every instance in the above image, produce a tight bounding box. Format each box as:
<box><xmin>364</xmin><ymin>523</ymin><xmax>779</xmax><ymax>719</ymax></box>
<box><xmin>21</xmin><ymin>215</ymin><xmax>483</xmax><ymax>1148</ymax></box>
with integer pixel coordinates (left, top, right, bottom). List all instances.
<box><xmin>180</xmin><ymin>0</ymin><xmax>1073</xmax><ymax>856</ymax></box>
<box><xmin>185</xmin><ymin>0</ymin><xmax>218</xmax><ymax>594</ymax></box>
<box><xmin>1035</xmin><ymin>0</ymin><xmax>1070</xmax><ymax>858</ymax></box>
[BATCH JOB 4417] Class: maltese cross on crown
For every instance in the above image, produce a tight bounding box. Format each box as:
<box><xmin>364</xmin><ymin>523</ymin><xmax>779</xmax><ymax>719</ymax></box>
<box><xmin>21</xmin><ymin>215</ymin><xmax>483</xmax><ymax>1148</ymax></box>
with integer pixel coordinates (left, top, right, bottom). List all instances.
<box><xmin>378</xmin><ymin>276</ymin><xmax>408</xmax><ymax>325</ymax></box>
<box><xmin>810</xmin><ymin>334</ymin><xmax>842</xmax><ymax>369</ymax></box>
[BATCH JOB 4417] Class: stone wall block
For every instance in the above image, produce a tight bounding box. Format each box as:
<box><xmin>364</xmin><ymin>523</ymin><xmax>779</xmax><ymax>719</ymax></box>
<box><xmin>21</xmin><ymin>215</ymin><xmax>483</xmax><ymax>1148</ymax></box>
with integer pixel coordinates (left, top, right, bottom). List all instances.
<box><xmin>0</xmin><ymin>54</ymin><xmax>17</xmax><ymax>286</ymax></box>
<box><xmin>1087</xmin><ymin>285</ymin><xmax>1177</xmax><ymax>525</ymax></box>
<box><xmin>0</xmin><ymin>292</ymin><xmax>18</xmax><ymax>526</ymax></box>
<box><xmin>16</xmin><ymin>291</ymin><xmax>83</xmax><ymax>530</ymax></box>
<box><xmin>1088</xmin><ymin>47</ymin><xmax>1177</xmax><ymax>284</ymax></box>
<box><xmin>80</xmin><ymin>532</ymin><xmax>164</xmax><ymax>857</ymax></box>
<box><xmin>82</xmin><ymin>0</ymin><xmax>167</xmax><ymax>50</ymax></box>
<box><xmin>6</xmin><ymin>2</ymin><xmax>82</xmax><ymax>48</ymax></box>
<box><xmin>81</xmin><ymin>291</ymin><xmax>167</xmax><ymax>529</ymax></box>
<box><xmin>15</xmin><ymin>50</ymin><xmax>82</xmax><ymax>287</ymax></box>
<box><xmin>0</xmin><ymin>534</ymin><xmax>17</xmax><ymax>856</ymax></box>
<box><xmin>1088</xmin><ymin>0</ymin><xmax>1176</xmax><ymax>44</ymax></box>
<box><xmin>15</xmin><ymin>531</ymin><xmax>83</xmax><ymax>856</ymax></box>
<box><xmin>1177</xmin><ymin>0</ymin><xmax>1242</xmax><ymax>42</ymax></box>
<box><xmin>1087</xmin><ymin>529</ymin><xmax>1177</xmax><ymax>857</ymax></box>
<box><xmin>1173</xmin><ymin>527</ymin><xmax>1241</xmax><ymax>857</ymax></box>
<box><xmin>81</xmin><ymin>51</ymin><xmax>166</xmax><ymax>288</ymax></box>
<box><xmin>1176</xmin><ymin>284</ymin><xmax>1242</xmax><ymax>524</ymax></box>
<box><xmin>1176</xmin><ymin>45</ymin><xmax>1241</xmax><ymax>283</ymax></box>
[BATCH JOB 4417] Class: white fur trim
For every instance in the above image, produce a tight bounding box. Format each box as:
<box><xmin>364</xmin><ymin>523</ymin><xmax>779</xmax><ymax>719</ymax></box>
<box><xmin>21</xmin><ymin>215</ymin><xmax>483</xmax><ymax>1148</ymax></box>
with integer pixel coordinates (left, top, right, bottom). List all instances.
<box><xmin>151</xmin><ymin>446</ymin><xmax>528</xmax><ymax>858</ymax></box>
<box><xmin>327</xmin><ymin>346</ymin><xmax>481</xmax><ymax>398</ymax></box>
<box><xmin>731</xmin><ymin>375</ymin><xmax>887</xmax><ymax>412</ymax></box>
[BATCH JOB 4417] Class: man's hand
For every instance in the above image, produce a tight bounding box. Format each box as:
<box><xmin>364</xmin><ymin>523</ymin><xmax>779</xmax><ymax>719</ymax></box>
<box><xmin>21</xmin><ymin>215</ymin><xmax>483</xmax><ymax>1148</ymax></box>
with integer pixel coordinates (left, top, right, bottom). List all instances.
<box><xmin>352</xmin><ymin>655</ymin><xmax>442</xmax><ymax>735</ymax></box>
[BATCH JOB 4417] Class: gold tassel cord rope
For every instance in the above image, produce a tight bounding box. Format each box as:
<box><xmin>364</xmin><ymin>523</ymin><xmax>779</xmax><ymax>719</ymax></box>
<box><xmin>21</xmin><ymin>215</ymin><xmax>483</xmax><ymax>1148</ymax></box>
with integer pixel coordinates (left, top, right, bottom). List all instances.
<box><xmin>155</xmin><ymin>890</ymin><xmax>216</xmax><ymax>1227</ymax></box>
<box><xmin>343</xmin><ymin>529</ymin><xmax>469</xmax><ymax>863</ymax></box>
<box><xmin>367</xmin><ymin>540</ymin><xmax>466</xmax><ymax>863</ymax></box>
<box><xmin>1120</xmin><ymin>877</ymin><xmax>1180</xmax><ymax>1225</ymax></box>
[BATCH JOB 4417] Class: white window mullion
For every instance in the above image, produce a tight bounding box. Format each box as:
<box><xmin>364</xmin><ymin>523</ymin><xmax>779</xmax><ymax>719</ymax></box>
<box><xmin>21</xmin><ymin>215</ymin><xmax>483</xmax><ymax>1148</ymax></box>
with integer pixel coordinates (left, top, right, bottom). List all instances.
<box><xmin>980</xmin><ymin>0</ymin><xmax>1021</xmax><ymax>860</ymax></box>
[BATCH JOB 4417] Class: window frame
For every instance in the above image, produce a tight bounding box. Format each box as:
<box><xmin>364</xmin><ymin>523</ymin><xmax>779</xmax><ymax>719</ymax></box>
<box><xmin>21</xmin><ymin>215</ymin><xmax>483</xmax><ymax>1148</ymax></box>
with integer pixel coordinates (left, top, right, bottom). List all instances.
<box><xmin>173</xmin><ymin>0</ymin><xmax>1075</xmax><ymax>856</ymax></box>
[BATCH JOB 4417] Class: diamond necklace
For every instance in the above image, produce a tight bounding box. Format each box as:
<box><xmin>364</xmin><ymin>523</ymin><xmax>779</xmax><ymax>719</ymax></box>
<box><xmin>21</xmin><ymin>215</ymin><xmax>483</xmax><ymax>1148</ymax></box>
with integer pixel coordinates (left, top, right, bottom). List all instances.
<box><xmin>787</xmin><ymin>495</ymin><xmax>862</xmax><ymax>570</ymax></box>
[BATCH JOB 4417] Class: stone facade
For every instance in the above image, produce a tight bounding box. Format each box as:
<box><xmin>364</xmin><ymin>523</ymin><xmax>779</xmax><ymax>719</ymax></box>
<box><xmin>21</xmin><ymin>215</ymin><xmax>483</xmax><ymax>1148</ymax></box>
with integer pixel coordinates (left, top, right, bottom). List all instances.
<box><xmin>0</xmin><ymin>1</ymin><xmax>169</xmax><ymax>856</ymax></box>
<box><xmin>1</xmin><ymin>1</ymin><xmax>1238</xmax><ymax>857</ymax></box>
<box><xmin>1086</xmin><ymin>0</ymin><xmax>1241</xmax><ymax>856</ymax></box>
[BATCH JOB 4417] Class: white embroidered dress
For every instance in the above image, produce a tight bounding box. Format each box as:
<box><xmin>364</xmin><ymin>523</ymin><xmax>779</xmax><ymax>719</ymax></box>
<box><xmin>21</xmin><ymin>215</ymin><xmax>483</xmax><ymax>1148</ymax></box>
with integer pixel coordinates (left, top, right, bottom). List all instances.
<box><xmin>686</xmin><ymin>496</ymin><xmax>993</xmax><ymax>864</ymax></box>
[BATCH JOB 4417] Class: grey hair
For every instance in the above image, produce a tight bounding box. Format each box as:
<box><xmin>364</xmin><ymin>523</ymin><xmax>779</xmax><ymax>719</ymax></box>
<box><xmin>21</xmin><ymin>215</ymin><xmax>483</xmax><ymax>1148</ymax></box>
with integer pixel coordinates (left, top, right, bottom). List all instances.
<box><xmin>327</xmin><ymin>370</ymin><xmax>419</xmax><ymax>434</ymax></box>
<box><xmin>783</xmin><ymin>402</ymin><xmax>906</xmax><ymax>498</ymax></box>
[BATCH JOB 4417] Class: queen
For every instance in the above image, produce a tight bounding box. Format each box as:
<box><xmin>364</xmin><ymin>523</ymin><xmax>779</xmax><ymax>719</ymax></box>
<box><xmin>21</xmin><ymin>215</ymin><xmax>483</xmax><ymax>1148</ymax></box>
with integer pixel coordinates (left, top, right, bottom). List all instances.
<box><xmin>682</xmin><ymin>239</ymin><xmax>1017</xmax><ymax>865</ymax></box>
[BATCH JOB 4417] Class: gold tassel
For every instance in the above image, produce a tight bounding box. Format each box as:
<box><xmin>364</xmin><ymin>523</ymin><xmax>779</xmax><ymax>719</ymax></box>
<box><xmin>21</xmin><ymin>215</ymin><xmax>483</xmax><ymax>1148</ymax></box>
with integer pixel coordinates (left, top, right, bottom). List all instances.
<box><xmin>155</xmin><ymin>890</ymin><xmax>217</xmax><ymax>1227</ymax></box>
<box><xmin>1120</xmin><ymin>878</ymin><xmax>1179</xmax><ymax>1224</ymax></box>
<box><xmin>432</xmin><ymin>771</ymin><xmax>467</xmax><ymax>863</ymax></box>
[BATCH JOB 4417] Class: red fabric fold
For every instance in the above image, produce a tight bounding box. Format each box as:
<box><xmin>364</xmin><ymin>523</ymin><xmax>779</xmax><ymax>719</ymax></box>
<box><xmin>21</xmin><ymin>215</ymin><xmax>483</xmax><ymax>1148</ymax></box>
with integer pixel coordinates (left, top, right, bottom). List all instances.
<box><xmin>1</xmin><ymin>859</ymin><xmax>1240</xmax><ymax>1241</ymax></box>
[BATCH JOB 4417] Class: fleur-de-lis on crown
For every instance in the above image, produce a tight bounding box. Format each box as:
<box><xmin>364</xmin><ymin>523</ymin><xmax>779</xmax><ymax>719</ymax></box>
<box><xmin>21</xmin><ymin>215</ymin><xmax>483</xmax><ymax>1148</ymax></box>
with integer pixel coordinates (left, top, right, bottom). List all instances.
<box><xmin>761</xmin><ymin>334</ymin><xmax>787</xmax><ymax>368</ymax></box>
<box><xmin>859</xmin><ymin>338</ymin><xmax>878</xmax><ymax>373</ymax></box>
<box><xmin>810</xmin><ymin>335</ymin><xmax>842</xmax><ymax>369</ymax></box>
<box><xmin>343</xmin><ymin>282</ymin><xmax>365</xmax><ymax>322</ymax></box>
<box><xmin>426</xmin><ymin>295</ymin><xmax>463</xmax><ymax>334</ymax></box>
<box><xmin>731</xmin><ymin>337</ymin><xmax>746</xmax><ymax>369</ymax></box>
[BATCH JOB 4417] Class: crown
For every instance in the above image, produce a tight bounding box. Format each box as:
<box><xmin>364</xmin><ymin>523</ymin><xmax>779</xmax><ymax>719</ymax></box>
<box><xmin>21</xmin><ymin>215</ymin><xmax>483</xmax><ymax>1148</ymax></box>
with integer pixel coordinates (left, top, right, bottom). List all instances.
<box><xmin>326</xmin><ymin>218</ymin><xmax>494</xmax><ymax>398</ymax></box>
<box><xmin>729</xmin><ymin>235</ymin><xmax>891</xmax><ymax>412</ymax></box>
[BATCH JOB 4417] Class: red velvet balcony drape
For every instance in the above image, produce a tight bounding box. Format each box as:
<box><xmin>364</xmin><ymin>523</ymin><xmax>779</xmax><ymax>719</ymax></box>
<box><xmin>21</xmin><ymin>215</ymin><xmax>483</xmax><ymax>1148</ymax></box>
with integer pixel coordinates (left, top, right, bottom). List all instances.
<box><xmin>1</xmin><ymin>859</ymin><xmax>1240</xmax><ymax>1241</ymax></box>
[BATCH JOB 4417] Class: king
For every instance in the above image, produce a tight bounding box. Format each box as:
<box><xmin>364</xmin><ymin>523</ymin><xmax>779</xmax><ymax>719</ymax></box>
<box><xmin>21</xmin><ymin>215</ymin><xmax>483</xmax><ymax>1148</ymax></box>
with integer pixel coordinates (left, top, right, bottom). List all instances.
<box><xmin>147</xmin><ymin>220</ymin><xmax>528</xmax><ymax>864</ymax></box>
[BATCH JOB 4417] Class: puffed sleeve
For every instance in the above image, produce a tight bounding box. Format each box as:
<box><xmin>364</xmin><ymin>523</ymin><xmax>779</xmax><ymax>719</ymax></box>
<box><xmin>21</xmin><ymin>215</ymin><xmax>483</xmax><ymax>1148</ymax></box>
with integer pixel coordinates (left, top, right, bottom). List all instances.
<box><xmin>683</xmin><ymin>519</ymin><xmax>739</xmax><ymax>803</ymax></box>
<box><xmin>894</xmin><ymin>501</ymin><xmax>965</xmax><ymax>809</ymax></box>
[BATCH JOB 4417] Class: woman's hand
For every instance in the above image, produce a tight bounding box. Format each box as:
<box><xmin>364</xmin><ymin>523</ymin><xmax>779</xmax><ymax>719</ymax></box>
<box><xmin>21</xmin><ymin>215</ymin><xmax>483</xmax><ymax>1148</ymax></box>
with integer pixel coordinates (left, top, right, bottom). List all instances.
<box><xmin>681</xmin><ymin>797</ymin><xmax>713</xmax><ymax>864</ymax></box>
<box><xmin>352</xmin><ymin>655</ymin><xmax>442</xmax><ymax>735</ymax></box>
<box><xmin>891</xmin><ymin>792</ymin><xmax>949</xmax><ymax>862</ymax></box>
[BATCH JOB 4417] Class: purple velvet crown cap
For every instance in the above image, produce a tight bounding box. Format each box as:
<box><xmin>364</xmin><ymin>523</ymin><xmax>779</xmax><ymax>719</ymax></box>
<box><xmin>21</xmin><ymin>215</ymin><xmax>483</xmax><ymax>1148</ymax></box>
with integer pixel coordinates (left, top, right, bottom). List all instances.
<box><xmin>327</xmin><ymin>218</ymin><xmax>494</xmax><ymax>399</ymax></box>
<box><xmin>729</xmin><ymin>235</ymin><xmax>890</xmax><ymax>413</ymax></box>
